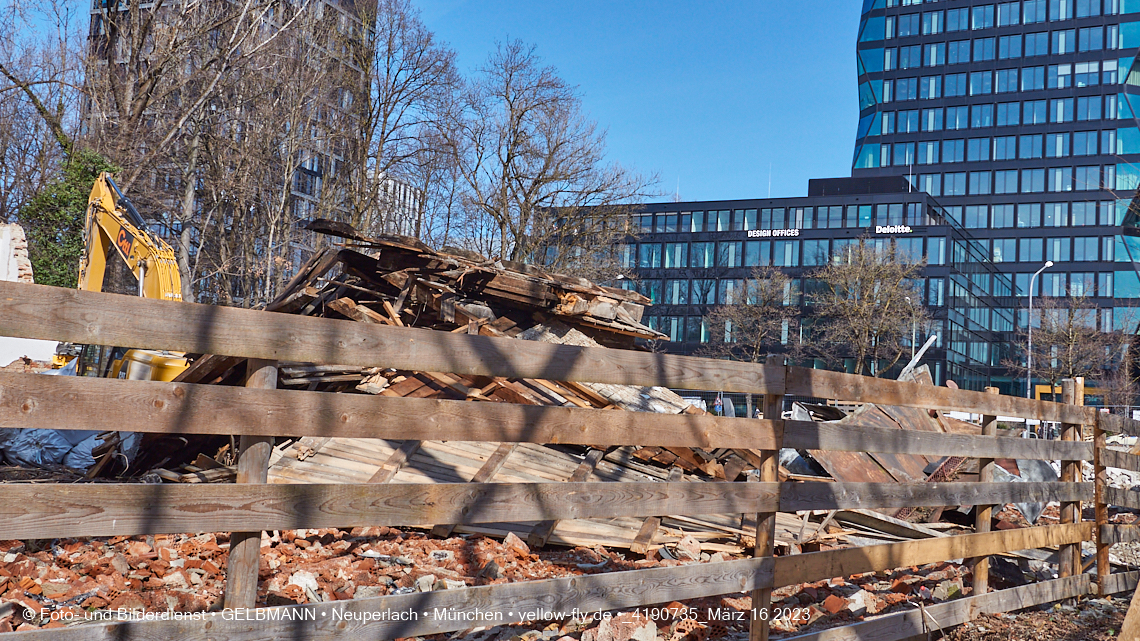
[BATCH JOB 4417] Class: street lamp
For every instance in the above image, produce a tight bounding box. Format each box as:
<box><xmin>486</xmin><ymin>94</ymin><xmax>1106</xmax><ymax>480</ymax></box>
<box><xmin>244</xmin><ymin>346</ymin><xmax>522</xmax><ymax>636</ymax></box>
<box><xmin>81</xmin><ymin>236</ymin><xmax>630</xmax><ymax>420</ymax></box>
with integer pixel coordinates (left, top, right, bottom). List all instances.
<box><xmin>1027</xmin><ymin>261</ymin><xmax>1054</xmax><ymax>400</ymax></box>
<box><xmin>905</xmin><ymin>296</ymin><xmax>916</xmax><ymax>360</ymax></box>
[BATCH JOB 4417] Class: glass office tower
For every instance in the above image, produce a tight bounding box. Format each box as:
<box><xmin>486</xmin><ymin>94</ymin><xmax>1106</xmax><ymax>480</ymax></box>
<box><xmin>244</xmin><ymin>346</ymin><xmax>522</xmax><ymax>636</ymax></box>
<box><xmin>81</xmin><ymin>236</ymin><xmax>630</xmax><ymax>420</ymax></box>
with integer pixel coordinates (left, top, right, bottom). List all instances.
<box><xmin>852</xmin><ymin>0</ymin><xmax>1140</xmax><ymax>395</ymax></box>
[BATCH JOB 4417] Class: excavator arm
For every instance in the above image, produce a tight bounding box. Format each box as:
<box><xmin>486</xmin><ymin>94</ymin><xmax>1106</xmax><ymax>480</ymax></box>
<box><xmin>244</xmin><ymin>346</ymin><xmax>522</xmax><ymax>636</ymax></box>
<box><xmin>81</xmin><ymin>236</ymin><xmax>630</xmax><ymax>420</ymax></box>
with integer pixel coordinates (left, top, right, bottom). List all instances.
<box><xmin>78</xmin><ymin>172</ymin><xmax>182</xmax><ymax>301</ymax></box>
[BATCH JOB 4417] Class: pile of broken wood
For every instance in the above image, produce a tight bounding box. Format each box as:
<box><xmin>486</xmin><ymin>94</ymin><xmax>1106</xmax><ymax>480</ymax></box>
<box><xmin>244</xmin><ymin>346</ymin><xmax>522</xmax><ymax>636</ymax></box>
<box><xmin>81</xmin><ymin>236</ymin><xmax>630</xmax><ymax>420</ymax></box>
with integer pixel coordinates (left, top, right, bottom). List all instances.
<box><xmin>136</xmin><ymin>221</ymin><xmax>993</xmax><ymax>556</ymax></box>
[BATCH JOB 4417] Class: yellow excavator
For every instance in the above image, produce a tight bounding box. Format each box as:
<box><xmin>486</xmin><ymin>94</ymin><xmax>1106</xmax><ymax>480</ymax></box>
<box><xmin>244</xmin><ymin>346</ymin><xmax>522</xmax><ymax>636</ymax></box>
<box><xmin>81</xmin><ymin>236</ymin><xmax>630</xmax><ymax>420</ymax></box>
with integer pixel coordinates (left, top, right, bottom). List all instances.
<box><xmin>54</xmin><ymin>172</ymin><xmax>189</xmax><ymax>381</ymax></box>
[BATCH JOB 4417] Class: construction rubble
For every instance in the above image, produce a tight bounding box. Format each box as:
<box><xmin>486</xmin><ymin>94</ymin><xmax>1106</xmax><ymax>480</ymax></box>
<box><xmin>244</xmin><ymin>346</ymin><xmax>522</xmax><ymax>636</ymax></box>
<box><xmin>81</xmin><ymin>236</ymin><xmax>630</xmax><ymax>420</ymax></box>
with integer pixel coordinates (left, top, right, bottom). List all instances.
<box><xmin>0</xmin><ymin>222</ymin><xmax>1134</xmax><ymax>638</ymax></box>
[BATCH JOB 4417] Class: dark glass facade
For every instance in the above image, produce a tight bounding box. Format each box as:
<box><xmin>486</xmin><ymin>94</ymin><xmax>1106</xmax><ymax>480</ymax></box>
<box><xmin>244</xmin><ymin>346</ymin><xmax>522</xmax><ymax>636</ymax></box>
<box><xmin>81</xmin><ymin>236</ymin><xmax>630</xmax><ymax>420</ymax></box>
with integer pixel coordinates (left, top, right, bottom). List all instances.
<box><xmin>622</xmin><ymin>177</ymin><xmax>1016</xmax><ymax>393</ymax></box>
<box><xmin>852</xmin><ymin>0</ymin><xmax>1140</xmax><ymax>395</ymax></box>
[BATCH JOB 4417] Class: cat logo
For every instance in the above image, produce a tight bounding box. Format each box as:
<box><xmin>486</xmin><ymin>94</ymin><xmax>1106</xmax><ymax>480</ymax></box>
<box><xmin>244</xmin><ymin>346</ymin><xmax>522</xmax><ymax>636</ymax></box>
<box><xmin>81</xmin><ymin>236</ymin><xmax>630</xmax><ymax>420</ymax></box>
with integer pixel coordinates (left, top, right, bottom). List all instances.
<box><xmin>116</xmin><ymin>227</ymin><xmax>134</xmax><ymax>257</ymax></box>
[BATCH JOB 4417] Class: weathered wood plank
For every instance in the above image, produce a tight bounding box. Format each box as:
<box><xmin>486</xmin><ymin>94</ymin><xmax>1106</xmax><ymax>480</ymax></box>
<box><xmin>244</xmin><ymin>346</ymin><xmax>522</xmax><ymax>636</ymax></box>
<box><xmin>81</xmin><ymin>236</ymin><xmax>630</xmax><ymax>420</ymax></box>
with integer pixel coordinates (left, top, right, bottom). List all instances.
<box><xmin>1099</xmin><ymin>570</ymin><xmax>1140</xmax><ymax>596</ymax></box>
<box><xmin>0</xmin><ymin>281</ymin><xmax>784</xmax><ymax>394</ymax></box>
<box><xmin>785</xmin><ymin>367</ymin><xmax>1089</xmax><ymax>425</ymax></box>
<box><xmin>771</xmin><ymin>523</ymin><xmax>1090</xmax><ymax>589</ymax></box>
<box><xmin>783</xmin><ymin>420</ymin><xmax>1093</xmax><ymax>461</ymax></box>
<box><xmin>529</xmin><ymin>448</ymin><xmax>605</xmax><ymax>548</ymax></box>
<box><xmin>1099</xmin><ymin>412</ymin><xmax>1140</xmax><ymax>437</ymax></box>
<box><xmin>1105</xmin><ymin>486</ymin><xmax>1140</xmax><ymax>511</ymax></box>
<box><xmin>779</xmin><ymin>482</ymin><xmax>1091</xmax><ymax>512</ymax></box>
<box><xmin>630</xmin><ymin>467</ymin><xmax>684</xmax><ymax>555</ymax></box>
<box><xmin>367</xmin><ymin>441</ymin><xmax>422</xmax><ymax>484</ymax></box>
<box><xmin>433</xmin><ymin>443</ymin><xmax>519</xmax><ymax>538</ymax></box>
<box><xmin>0</xmin><ymin>481</ymin><xmax>781</xmax><ymax>539</ymax></box>
<box><xmin>0</xmin><ymin>371</ymin><xmax>780</xmax><ymax>449</ymax></box>
<box><xmin>1</xmin><ymin>557</ymin><xmax>776</xmax><ymax>641</ymax></box>
<box><xmin>1102</xmin><ymin>448</ymin><xmax>1140</xmax><ymax>473</ymax></box>
<box><xmin>1100</xmin><ymin>524</ymin><xmax>1140</xmax><ymax>545</ymax></box>
<box><xmin>780</xmin><ymin>575</ymin><xmax>1091</xmax><ymax>641</ymax></box>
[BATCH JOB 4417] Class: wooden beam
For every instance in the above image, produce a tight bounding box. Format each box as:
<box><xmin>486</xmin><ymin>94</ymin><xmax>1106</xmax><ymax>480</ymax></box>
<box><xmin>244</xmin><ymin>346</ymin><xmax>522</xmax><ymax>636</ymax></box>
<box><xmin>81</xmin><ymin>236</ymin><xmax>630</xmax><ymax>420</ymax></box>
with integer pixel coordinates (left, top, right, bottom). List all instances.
<box><xmin>782</xmin><ymin>419</ymin><xmax>1093</xmax><ymax>461</ymax></box>
<box><xmin>752</xmin><ymin>356</ymin><xmax>784</xmax><ymax>641</ymax></box>
<box><xmin>771</xmin><ymin>523</ymin><xmax>1089</xmax><ymax>589</ymax></box>
<box><xmin>1102</xmin><ymin>448</ymin><xmax>1140</xmax><ymax>473</ymax></box>
<box><xmin>1104</xmin><ymin>486</ymin><xmax>1140</xmax><ymax>511</ymax></box>
<box><xmin>1100</xmin><ymin>524</ymin><xmax>1140</xmax><ymax>545</ymax></box>
<box><xmin>528</xmin><ymin>448</ymin><xmax>605</xmax><ymax>548</ymax></box>
<box><xmin>1096</xmin><ymin>420</ymin><xmax>1111</xmax><ymax>595</ymax></box>
<box><xmin>971</xmin><ymin>386</ymin><xmax>999</xmax><ymax>597</ymax></box>
<box><xmin>779</xmin><ymin>482</ymin><xmax>1091</xmax><ymax>512</ymax></box>
<box><xmin>366</xmin><ymin>440</ymin><xmax>422</xmax><ymax>484</ymax></box>
<box><xmin>779</xmin><ymin>575</ymin><xmax>1091</xmax><ymax>641</ymax></box>
<box><xmin>1099</xmin><ymin>570</ymin><xmax>1140</xmax><ymax>596</ymax></box>
<box><xmin>1058</xmin><ymin>379</ymin><xmax>1082</xmax><ymax>583</ymax></box>
<box><xmin>630</xmin><ymin>467</ymin><xmax>684</xmax><ymax>554</ymax></box>
<box><xmin>224</xmin><ymin>359</ymin><xmax>277</xmax><ymax>610</ymax></box>
<box><xmin>1121</xmin><ymin>571</ymin><xmax>1140</xmax><ymax>639</ymax></box>
<box><xmin>0</xmin><ymin>481</ymin><xmax>781</xmax><ymax>539</ymax></box>
<box><xmin>1098</xmin><ymin>412</ymin><xmax>1140</xmax><ymax>437</ymax></box>
<box><xmin>434</xmin><ymin>443</ymin><xmax>519</xmax><ymax>538</ymax></box>
<box><xmin>785</xmin><ymin>367</ymin><xmax>1089</xmax><ymax>425</ymax></box>
<box><xmin>0</xmin><ymin>281</ymin><xmax>786</xmax><ymax>395</ymax></box>
<box><xmin>0</xmin><ymin>556</ymin><xmax>776</xmax><ymax>641</ymax></box>
<box><xmin>0</xmin><ymin>371</ymin><xmax>782</xmax><ymax>450</ymax></box>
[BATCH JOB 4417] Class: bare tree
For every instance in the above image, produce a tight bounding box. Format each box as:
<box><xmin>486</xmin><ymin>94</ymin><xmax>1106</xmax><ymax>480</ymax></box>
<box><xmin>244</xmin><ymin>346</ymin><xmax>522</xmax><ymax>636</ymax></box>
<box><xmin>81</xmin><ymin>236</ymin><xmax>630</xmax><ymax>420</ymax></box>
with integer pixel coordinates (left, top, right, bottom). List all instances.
<box><xmin>697</xmin><ymin>266</ymin><xmax>799</xmax><ymax>363</ymax></box>
<box><xmin>444</xmin><ymin>40</ymin><xmax>656</xmax><ymax>272</ymax></box>
<box><xmin>1003</xmin><ymin>293</ymin><xmax>1127</xmax><ymax>393</ymax></box>
<box><xmin>807</xmin><ymin>239</ymin><xmax>928</xmax><ymax>377</ymax></box>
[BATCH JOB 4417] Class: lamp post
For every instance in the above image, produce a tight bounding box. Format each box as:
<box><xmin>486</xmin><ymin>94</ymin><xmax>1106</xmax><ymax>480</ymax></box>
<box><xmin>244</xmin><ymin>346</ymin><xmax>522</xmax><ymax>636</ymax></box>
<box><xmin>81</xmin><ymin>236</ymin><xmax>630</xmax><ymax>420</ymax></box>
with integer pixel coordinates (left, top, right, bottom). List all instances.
<box><xmin>905</xmin><ymin>296</ymin><xmax>916</xmax><ymax>360</ymax></box>
<box><xmin>1026</xmin><ymin>261</ymin><xmax>1053</xmax><ymax>400</ymax></box>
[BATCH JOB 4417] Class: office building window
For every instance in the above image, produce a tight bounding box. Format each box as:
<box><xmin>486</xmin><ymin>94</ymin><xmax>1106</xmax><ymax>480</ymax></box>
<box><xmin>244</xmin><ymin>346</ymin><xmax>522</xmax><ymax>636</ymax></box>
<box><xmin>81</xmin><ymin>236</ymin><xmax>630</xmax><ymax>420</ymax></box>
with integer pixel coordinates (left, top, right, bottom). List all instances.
<box><xmin>772</xmin><ymin>240</ymin><xmax>800</xmax><ymax>267</ymax></box>
<box><xmin>1076</xmin><ymin>0</ymin><xmax>1100</xmax><ymax>17</ymax></box>
<box><xmin>1073</xmin><ymin>131</ymin><xmax>1097</xmax><ymax>155</ymax></box>
<box><xmin>944</xmin><ymin>172</ymin><xmax>967</xmax><ymax>195</ymax></box>
<box><xmin>1024</xmin><ymin>32</ymin><xmax>1049</xmax><ymax>59</ymax></box>
<box><xmin>690</xmin><ymin>211</ymin><xmax>705</xmax><ymax>232</ymax></box>
<box><xmin>970</xmin><ymin>71</ymin><xmax>993</xmax><ymax>94</ymax></box>
<box><xmin>1018</xmin><ymin>203</ymin><xmax>1042</xmax><ymax>228</ymax></box>
<box><xmin>717</xmin><ymin>241</ymin><xmax>742</xmax><ymax>268</ymax></box>
<box><xmin>743</xmin><ymin>241</ymin><xmax>769</xmax><ymax>267</ymax></box>
<box><xmin>691</xmin><ymin>242</ymin><xmax>714</xmax><ymax>268</ymax></box>
<box><xmin>915</xmin><ymin>173</ymin><xmax>942</xmax><ymax>196</ymax></box>
<box><xmin>947</xmin><ymin>7</ymin><xmax>969</xmax><ymax>30</ymax></box>
<box><xmin>974</xmin><ymin>37</ymin><xmax>996</xmax><ymax>61</ymax></box>
<box><xmin>970</xmin><ymin>171</ymin><xmax>992</xmax><ymax>194</ymax></box>
<box><xmin>1048</xmin><ymin>64</ymin><xmax>1072</xmax><ymax>88</ymax></box>
<box><xmin>1048</xmin><ymin>167</ymin><xmax>1073</xmax><ymax>191</ymax></box>
<box><xmin>1079</xmin><ymin>26</ymin><xmax>1103</xmax><ymax>51</ymax></box>
<box><xmin>1053</xmin><ymin>29</ymin><xmax>1076</xmax><ymax>53</ymax></box>
<box><xmin>718</xmin><ymin>279</ymin><xmax>744</xmax><ymax>305</ymax></box>
<box><xmin>943</xmin><ymin>139</ymin><xmax>965</xmax><ymax>162</ymax></box>
<box><xmin>998</xmin><ymin>1</ymin><xmax>1021</xmax><ymax>24</ymax></box>
<box><xmin>1047</xmin><ymin>237</ymin><xmax>1071</xmax><ymax>261</ymax></box>
<box><xmin>918</xmin><ymin>141</ymin><xmax>940</xmax><ymax>164</ymax></box>
<box><xmin>664</xmin><ymin>242</ymin><xmax>688</xmax><ymax>268</ymax></box>
<box><xmin>1022</xmin><ymin>66</ymin><xmax>1045</xmax><ymax>90</ymax></box>
<box><xmin>1045</xmin><ymin>202</ymin><xmax>1069</xmax><ymax>226</ymax></box>
<box><xmin>925</xmin><ymin>42</ymin><xmax>945</xmax><ymax>65</ymax></box>
<box><xmin>1024</xmin><ymin>99</ymin><xmax>1047</xmax><ymax>124</ymax></box>
<box><xmin>898</xmin><ymin>13</ymin><xmax>920</xmax><ymax>37</ymax></box>
<box><xmin>973</xmin><ymin>4</ymin><xmax>995</xmax><ymax>28</ymax></box>
<box><xmin>894</xmin><ymin>142</ymin><xmax>916</xmax><ymax>165</ymax></box>
<box><xmin>1042</xmin><ymin>272</ymin><xmax>1066</xmax><ymax>296</ymax></box>
<box><xmin>1019</xmin><ymin>134</ymin><xmax>1044</xmax><ymax>158</ymax></box>
<box><xmin>1070</xmin><ymin>272</ymin><xmax>1094</xmax><ymax>296</ymax></box>
<box><xmin>971</xmin><ymin>104</ymin><xmax>994</xmax><ymax>128</ymax></box>
<box><xmin>922</xmin><ymin>108</ymin><xmax>944</xmax><ymax>131</ymax></box>
<box><xmin>993</xmin><ymin>238</ymin><xmax>1017</xmax><ymax>262</ymax></box>
<box><xmin>923</xmin><ymin>11</ymin><xmax>944</xmax><ymax>34</ymax></box>
<box><xmin>691</xmin><ymin>279</ymin><xmax>716</xmax><ymax>306</ymax></box>
<box><xmin>965</xmin><ymin>205</ymin><xmax>989</xmax><ymax>228</ymax></box>
<box><xmin>1051</xmin><ymin>98</ymin><xmax>1074</xmax><ymax>122</ymax></box>
<box><xmin>900</xmin><ymin>45</ymin><xmax>922</xmax><ymax>69</ymax></box>
<box><xmin>1051</xmin><ymin>0</ymin><xmax>1073</xmax><ymax>21</ymax></box>
<box><xmin>996</xmin><ymin>68</ymin><xmax>1019</xmax><ymax>91</ymax></box>
<box><xmin>1020</xmin><ymin>237</ymin><xmax>1044</xmax><ymax>262</ymax></box>
<box><xmin>1075</xmin><ymin>61</ymin><xmax>1099</xmax><ymax>86</ymax></box>
<box><xmin>639</xmin><ymin>243</ymin><xmax>662</xmax><ymax>268</ymax></box>
<box><xmin>995</xmin><ymin>169</ymin><xmax>1019</xmax><ymax>193</ymax></box>
<box><xmin>1076</xmin><ymin>96</ymin><xmax>1101</xmax><ymax>120</ymax></box>
<box><xmin>996</xmin><ymin>102</ymin><xmax>1020</xmax><ymax>126</ymax></box>
<box><xmin>995</xmin><ymin>137</ymin><xmax>1018</xmax><ymax>163</ymax></box>
<box><xmin>920</xmin><ymin>76</ymin><xmax>941</xmax><ymax>98</ymax></box>
<box><xmin>968</xmin><ymin>137</ymin><xmax>991</xmax><ymax>161</ymax></box>
<box><xmin>803</xmin><ymin>239</ymin><xmax>830</xmax><ymax>266</ymax></box>
<box><xmin>946</xmin><ymin>105</ymin><xmax>969</xmax><ymax>129</ymax></box>
<box><xmin>898</xmin><ymin>110</ymin><xmax>919</xmax><ymax>133</ymax></box>
<box><xmin>949</xmin><ymin>39</ymin><xmax>971</xmax><ymax>64</ymax></box>
<box><xmin>1046</xmin><ymin>132</ymin><xmax>1070</xmax><ymax>157</ymax></box>
<box><xmin>993</xmin><ymin>204</ymin><xmax>1015</xmax><ymax>227</ymax></box>
<box><xmin>1024</xmin><ymin>0</ymin><xmax>1047</xmax><ymax>23</ymax></box>
<box><xmin>1075</xmin><ymin>165</ymin><xmax>1101</xmax><ymax>190</ymax></box>
<box><xmin>1022</xmin><ymin>168</ymin><xmax>1046</xmax><ymax>192</ymax></box>
<box><xmin>945</xmin><ymin>73</ymin><xmax>968</xmax><ymax>97</ymax></box>
<box><xmin>1071</xmin><ymin>202</ymin><xmax>1094</xmax><ymax>225</ymax></box>
<box><xmin>1074</xmin><ymin>236</ymin><xmax>1099</xmax><ymax>260</ymax></box>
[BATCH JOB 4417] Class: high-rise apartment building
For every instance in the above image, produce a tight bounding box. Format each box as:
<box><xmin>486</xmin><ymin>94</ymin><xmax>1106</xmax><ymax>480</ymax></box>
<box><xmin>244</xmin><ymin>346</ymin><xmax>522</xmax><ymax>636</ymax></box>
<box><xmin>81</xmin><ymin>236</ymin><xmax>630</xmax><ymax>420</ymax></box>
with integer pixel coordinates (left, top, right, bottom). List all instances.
<box><xmin>852</xmin><ymin>0</ymin><xmax>1140</xmax><ymax>395</ymax></box>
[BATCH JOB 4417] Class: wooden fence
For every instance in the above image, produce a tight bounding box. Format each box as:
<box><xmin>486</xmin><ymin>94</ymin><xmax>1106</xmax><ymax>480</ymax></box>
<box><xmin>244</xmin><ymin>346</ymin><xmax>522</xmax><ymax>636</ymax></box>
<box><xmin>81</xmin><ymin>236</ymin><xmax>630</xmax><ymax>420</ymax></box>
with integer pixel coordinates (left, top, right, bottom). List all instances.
<box><xmin>0</xmin><ymin>280</ymin><xmax>1135</xmax><ymax>641</ymax></box>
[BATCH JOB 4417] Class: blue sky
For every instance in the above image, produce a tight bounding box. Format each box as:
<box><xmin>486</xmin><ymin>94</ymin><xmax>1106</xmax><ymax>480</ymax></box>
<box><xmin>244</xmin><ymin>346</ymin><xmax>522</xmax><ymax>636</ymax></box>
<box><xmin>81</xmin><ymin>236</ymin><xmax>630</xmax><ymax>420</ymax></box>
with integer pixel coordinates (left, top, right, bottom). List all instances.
<box><xmin>418</xmin><ymin>1</ymin><xmax>865</xmax><ymax>202</ymax></box>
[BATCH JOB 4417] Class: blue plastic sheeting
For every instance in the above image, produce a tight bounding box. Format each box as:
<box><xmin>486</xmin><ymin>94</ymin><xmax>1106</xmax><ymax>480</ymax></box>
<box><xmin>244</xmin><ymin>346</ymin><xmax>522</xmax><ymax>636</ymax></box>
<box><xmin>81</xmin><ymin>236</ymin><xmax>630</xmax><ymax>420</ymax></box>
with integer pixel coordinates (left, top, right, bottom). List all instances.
<box><xmin>0</xmin><ymin>359</ymin><xmax>141</xmax><ymax>471</ymax></box>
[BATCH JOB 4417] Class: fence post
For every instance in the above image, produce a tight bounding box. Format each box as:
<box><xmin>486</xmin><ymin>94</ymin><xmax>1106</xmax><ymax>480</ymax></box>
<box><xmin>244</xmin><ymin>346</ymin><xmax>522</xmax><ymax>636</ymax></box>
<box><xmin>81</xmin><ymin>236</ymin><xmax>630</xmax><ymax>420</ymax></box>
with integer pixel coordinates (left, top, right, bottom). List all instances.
<box><xmin>223</xmin><ymin>358</ymin><xmax>278</xmax><ymax>610</ymax></box>
<box><xmin>1094</xmin><ymin>412</ymin><xmax>1109</xmax><ymax>594</ymax></box>
<box><xmin>971</xmin><ymin>386</ymin><xmax>1000</xmax><ymax>597</ymax></box>
<box><xmin>750</xmin><ymin>354</ymin><xmax>785</xmax><ymax>641</ymax></box>
<box><xmin>1058</xmin><ymin>378</ymin><xmax>1083</xmax><ymax>582</ymax></box>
